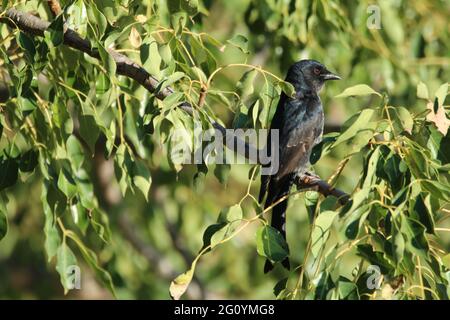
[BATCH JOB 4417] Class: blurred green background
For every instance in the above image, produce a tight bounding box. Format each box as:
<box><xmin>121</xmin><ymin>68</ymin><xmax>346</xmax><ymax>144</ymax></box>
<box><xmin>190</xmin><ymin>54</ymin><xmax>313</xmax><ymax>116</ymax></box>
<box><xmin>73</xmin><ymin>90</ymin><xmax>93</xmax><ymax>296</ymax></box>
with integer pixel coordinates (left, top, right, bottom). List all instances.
<box><xmin>0</xmin><ymin>0</ymin><xmax>449</xmax><ymax>299</ymax></box>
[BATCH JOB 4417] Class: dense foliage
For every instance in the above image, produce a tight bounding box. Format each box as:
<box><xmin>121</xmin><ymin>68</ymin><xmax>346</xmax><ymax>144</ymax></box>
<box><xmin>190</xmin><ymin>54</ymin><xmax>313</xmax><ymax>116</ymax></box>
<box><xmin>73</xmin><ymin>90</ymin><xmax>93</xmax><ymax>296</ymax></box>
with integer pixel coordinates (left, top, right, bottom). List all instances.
<box><xmin>0</xmin><ymin>0</ymin><xmax>449</xmax><ymax>299</ymax></box>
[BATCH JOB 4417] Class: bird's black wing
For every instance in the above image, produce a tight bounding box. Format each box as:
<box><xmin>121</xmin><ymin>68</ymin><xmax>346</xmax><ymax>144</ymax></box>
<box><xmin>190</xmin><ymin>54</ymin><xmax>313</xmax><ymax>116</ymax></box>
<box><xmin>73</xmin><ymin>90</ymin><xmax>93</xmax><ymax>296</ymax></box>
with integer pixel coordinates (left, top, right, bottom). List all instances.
<box><xmin>261</xmin><ymin>94</ymin><xmax>324</xmax><ymax>201</ymax></box>
<box><xmin>275</xmin><ymin>104</ymin><xmax>321</xmax><ymax>181</ymax></box>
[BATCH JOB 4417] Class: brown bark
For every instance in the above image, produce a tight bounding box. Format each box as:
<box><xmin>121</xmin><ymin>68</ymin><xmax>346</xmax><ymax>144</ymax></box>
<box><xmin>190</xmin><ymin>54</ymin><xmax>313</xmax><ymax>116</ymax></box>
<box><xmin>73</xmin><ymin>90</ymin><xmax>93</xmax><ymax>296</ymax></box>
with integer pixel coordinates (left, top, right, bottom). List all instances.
<box><xmin>46</xmin><ymin>0</ymin><xmax>62</xmax><ymax>16</ymax></box>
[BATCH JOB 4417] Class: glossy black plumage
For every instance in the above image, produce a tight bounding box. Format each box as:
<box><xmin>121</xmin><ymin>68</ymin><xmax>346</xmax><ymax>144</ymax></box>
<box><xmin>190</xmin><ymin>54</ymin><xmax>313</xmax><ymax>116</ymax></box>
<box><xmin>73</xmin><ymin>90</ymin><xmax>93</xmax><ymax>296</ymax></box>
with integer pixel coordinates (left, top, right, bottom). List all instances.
<box><xmin>259</xmin><ymin>59</ymin><xmax>340</xmax><ymax>273</ymax></box>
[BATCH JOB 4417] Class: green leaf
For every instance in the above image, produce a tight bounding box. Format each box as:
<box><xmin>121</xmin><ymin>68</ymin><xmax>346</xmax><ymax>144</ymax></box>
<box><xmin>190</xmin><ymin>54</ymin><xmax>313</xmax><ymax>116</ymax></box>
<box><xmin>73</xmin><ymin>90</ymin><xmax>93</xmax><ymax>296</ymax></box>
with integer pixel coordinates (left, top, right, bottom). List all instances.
<box><xmin>344</xmin><ymin>205</ymin><xmax>371</xmax><ymax>240</ymax></box>
<box><xmin>258</xmin><ymin>81</ymin><xmax>277</xmax><ymax>127</ymax></box>
<box><xmin>42</xmin><ymin>183</ymin><xmax>62</xmax><ymax>261</ymax></box>
<box><xmin>159</xmin><ymin>43</ymin><xmax>172</xmax><ymax>65</ymax></box>
<box><xmin>333</xmin><ymin>109</ymin><xmax>375</xmax><ymax>147</ymax></box>
<box><xmin>0</xmin><ymin>205</ymin><xmax>7</xmax><ymax>242</ymax></box>
<box><xmin>18</xmin><ymin>96</ymin><xmax>37</xmax><ymax>115</ymax></box>
<box><xmin>251</xmin><ymin>100</ymin><xmax>260</xmax><ymax>128</ymax></box>
<box><xmin>170</xmin><ymin>11</ymin><xmax>188</xmax><ymax>34</ymax></box>
<box><xmin>0</xmin><ymin>157</ymin><xmax>19</xmax><ymax>191</ymax></box>
<box><xmin>315</xmin><ymin>272</ymin><xmax>334</xmax><ymax>299</ymax></box>
<box><xmin>421</xmin><ymin>180</ymin><xmax>450</xmax><ymax>201</ymax></box>
<box><xmin>16</xmin><ymin>68</ymin><xmax>33</xmax><ymax>97</ymax></box>
<box><xmin>411</xmin><ymin>194</ymin><xmax>434</xmax><ymax>234</ymax></box>
<box><xmin>70</xmin><ymin>202</ymin><xmax>89</xmax><ymax>234</ymax></box>
<box><xmin>273</xmin><ymin>277</ymin><xmax>288</xmax><ymax>298</ymax></box>
<box><xmin>160</xmin><ymin>72</ymin><xmax>185</xmax><ymax>90</ymax></box>
<box><xmin>208</xmin><ymin>205</ymin><xmax>243</xmax><ymax>248</ymax></box>
<box><xmin>305</xmin><ymin>191</ymin><xmax>319</xmax><ymax>223</ymax></box>
<box><xmin>132</xmin><ymin>161</ymin><xmax>152</xmax><ymax>201</ymax></box>
<box><xmin>434</xmin><ymin>83</ymin><xmax>448</xmax><ymax>107</ymax></box>
<box><xmin>97</xmin><ymin>41</ymin><xmax>117</xmax><ymax>77</ymax></box>
<box><xmin>46</xmin><ymin>179</ymin><xmax>67</xmax><ymax>216</ymax></box>
<box><xmin>391</xmin><ymin>227</ymin><xmax>405</xmax><ymax>265</ymax></box>
<box><xmin>56</xmin><ymin>242</ymin><xmax>78</xmax><ymax>294</ymax></box>
<box><xmin>335</xmin><ymin>84</ymin><xmax>381</xmax><ymax>98</ymax></box>
<box><xmin>213</xmin><ymin>164</ymin><xmax>231</xmax><ymax>185</ymax></box>
<box><xmin>114</xmin><ymin>144</ymin><xmax>133</xmax><ymax>196</ymax></box>
<box><xmin>337</xmin><ymin>277</ymin><xmax>359</xmax><ymax>300</ymax></box>
<box><xmin>201</xmin><ymin>223</ymin><xmax>226</xmax><ymax>251</ymax></box>
<box><xmin>90</xmin><ymin>208</ymin><xmax>111</xmax><ymax>243</ymax></box>
<box><xmin>218</xmin><ymin>204</ymin><xmax>243</xmax><ymax>223</ymax></box>
<box><xmin>236</xmin><ymin>69</ymin><xmax>257</xmax><ymax>99</ymax></box>
<box><xmin>395</xmin><ymin>107</ymin><xmax>414</xmax><ymax>134</ymax></box>
<box><xmin>210</xmin><ymin>224</ymin><xmax>230</xmax><ymax>248</ymax></box>
<box><xmin>401</xmin><ymin>216</ymin><xmax>429</xmax><ymax>259</ymax></box>
<box><xmin>86</xmin><ymin>2</ymin><xmax>108</xmax><ymax>38</ymax></box>
<box><xmin>189</xmin><ymin>66</ymin><xmax>207</xmax><ymax>83</ymax></box>
<box><xmin>345</xmin><ymin>128</ymin><xmax>375</xmax><ymax>156</ymax></box>
<box><xmin>227</xmin><ymin>34</ymin><xmax>249</xmax><ymax>54</ymax></box>
<box><xmin>426</xmin><ymin>125</ymin><xmax>448</xmax><ymax>163</ymax></box>
<box><xmin>16</xmin><ymin>32</ymin><xmax>36</xmax><ymax>61</ymax></box>
<box><xmin>52</xmin><ymin>99</ymin><xmax>71</xmax><ymax>130</ymax></box>
<box><xmin>357</xmin><ymin>244</ymin><xmax>394</xmax><ymax>274</ymax></box>
<box><xmin>161</xmin><ymin>92</ymin><xmax>183</xmax><ymax>110</ymax></box>
<box><xmin>377</xmin><ymin>146</ymin><xmax>405</xmax><ymax>193</ymax></box>
<box><xmin>46</xmin><ymin>14</ymin><xmax>65</xmax><ymax>46</ymax></box>
<box><xmin>256</xmin><ymin>225</ymin><xmax>289</xmax><ymax>262</ymax></box>
<box><xmin>278</xmin><ymin>81</ymin><xmax>296</xmax><ymax>98</ymax></box>
<box><xmin>442</xmin><ymin>254</ymin><xmax>450</xmax><ymax>270</ymax></box>
<box><xmin>311</xmin><ymin>211</ymin><xmax>338</xmax><ymax>257</ymax></box>
<box><xmin>417</xmin><ymin>82</ymin><xmax>429</xmax><ymax>100</ymax></box>
<box><xmin>170</xmin><ymin>260</ymin><xmax>197</xmax><ymax>300</ymax></box>
<box><xmin>57</xmin><ymin>169</ymin><xmax>78</xmax><ymax>199</ymax></box>
<box><xmin>68</xmin><ymin>232</ymin><xmax>116</xmax><ymax>296</ymax></box>
<box><xmin>167</xmin><ymin>0</ymin><xmax>199</xmax><ymax>15</ymax></box>
<box><xmin>78</xmin><ymin>114</ymin><xmax>100</xmax><ymax>154</ymax></box>
<box><xmin>362</xmin><ymin>147</ymin><xmax>381</xmax><ymax>189</ymax></box>
<box><xmin>141</xmin><ymin>36</ymin><xmax>161</xmax><ymax>76</ymax></box>
<box><xmin>19</xmin><ymin>149</ymin><xmax>38</xmax><ymax>172</ymax></box>
<box><xmin>66</xmin><ymin>135</ymin><xmax>85</xmax><ymax>170</ymax></box>
<box><xmin>310</xmin><ymin>133</ymin><xmax>339</xmax><ymax>164</ymax></box>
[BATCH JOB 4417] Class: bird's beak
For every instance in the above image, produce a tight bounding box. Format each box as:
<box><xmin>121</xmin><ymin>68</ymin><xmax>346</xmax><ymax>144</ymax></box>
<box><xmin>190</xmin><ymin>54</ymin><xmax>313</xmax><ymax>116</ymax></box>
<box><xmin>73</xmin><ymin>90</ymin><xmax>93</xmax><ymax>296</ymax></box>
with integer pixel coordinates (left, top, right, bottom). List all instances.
<box><xmin>322</xmin><ymin>71</ymin><xmax>341</xmax><ymax>81</ymax></box>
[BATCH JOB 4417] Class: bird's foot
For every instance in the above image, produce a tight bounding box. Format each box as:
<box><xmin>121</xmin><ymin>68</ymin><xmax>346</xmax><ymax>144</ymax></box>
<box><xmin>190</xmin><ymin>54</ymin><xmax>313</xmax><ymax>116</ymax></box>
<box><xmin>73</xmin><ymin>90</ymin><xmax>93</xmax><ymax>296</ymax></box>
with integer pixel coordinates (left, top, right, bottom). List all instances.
<box><xmin>299</xmin><ymin>171</ymin><xmax>320</xmax><ymax>185</ymax></box>
<box><xmin>304</xmin><ymin>170</ymin><xmax>320</xmax><ymax>179</ymax></box>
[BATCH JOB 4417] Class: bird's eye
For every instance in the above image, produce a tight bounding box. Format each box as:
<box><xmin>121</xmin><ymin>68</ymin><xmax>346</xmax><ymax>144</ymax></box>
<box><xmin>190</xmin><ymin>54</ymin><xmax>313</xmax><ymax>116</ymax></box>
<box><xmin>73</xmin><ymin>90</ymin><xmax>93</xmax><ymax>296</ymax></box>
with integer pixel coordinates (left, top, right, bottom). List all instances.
<box><xmin>313</xmin><ymin>67</ymin><xmax>321</xmax><ymax>75</ymax></box>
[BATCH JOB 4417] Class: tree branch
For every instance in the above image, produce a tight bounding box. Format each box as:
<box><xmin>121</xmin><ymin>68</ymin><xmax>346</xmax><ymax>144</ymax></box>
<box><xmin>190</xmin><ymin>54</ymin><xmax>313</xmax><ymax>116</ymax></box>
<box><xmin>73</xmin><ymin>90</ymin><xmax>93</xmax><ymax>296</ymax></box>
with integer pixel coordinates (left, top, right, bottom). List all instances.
<box><xmin>46</xmin><ymin>0</ymin><xmax>62</xmax><ymax>17</ymax></box>
<box><xmin>1</xmin><ymin>8</ymin><xmax>350</xmax><ymax>204</ymax></box>
<box><xmin>295</xmin><ymin>174</ymin><xmax>350</xmax><ymax>205</ymax></box>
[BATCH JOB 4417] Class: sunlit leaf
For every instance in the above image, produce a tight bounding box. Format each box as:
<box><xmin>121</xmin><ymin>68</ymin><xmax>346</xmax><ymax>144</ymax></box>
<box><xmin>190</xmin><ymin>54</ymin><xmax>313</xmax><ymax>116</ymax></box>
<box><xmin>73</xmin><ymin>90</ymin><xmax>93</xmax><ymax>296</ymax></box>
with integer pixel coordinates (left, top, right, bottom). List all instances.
<box><xmin>256</xmin><ymin>225</ymin><xmax>289</xmax><ymax>262</ymax></box>
<box><xmin>335</xmin><ymin>84</ymin><xmax>381</xmax><ymax>98</ymax></box>
<box><xmin>129</xmin><ymin>26</ymin><xmax>142</xmax><ymax>48</ymax></box>
<box><xmin>417</xmin><ymin>82</ymin><xmax>429</xmax><ymax>100</ymax></box>
<box><xmin>333</xmin><ymin>109</ymin><xmax>375</xmax><ymax>147</ymax></box>
<box><xmin>227</xmin><ymin>34</ymin><xmax>249</xmax><ymax>54</ymax></box>
<box><xmin>56</xmin><ymin>242</ymin><xmax>78</xmax><ymax>294</ymax></box>
<box><xmin>311</xmin><ymin>211</ymin><xmax>338</xmax><ymax>257</ymax></box>
<box><xmin>170</xmin><ymin>260</ymin><xmax>197</xmax><ymax>300</ymax></box>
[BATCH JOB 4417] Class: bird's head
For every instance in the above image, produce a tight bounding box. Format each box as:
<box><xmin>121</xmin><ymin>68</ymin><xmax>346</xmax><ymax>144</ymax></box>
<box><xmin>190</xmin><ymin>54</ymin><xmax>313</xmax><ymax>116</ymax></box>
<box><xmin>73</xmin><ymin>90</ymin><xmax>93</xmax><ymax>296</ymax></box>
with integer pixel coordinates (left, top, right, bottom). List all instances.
<box><xmin>286</xmin><ymin>59</ymin><xmax>341</xmax><ymax>94</ymax></box>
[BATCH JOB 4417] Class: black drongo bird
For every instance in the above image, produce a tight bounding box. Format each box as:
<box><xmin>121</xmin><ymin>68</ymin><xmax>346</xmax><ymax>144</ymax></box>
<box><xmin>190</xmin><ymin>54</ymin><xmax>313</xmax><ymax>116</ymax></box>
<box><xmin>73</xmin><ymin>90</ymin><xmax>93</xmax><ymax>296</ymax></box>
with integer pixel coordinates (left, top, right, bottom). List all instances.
<box><xmin>259</xmin><ymin>59</ymin><xmax>340</xmax><ymax>273</ymax></box>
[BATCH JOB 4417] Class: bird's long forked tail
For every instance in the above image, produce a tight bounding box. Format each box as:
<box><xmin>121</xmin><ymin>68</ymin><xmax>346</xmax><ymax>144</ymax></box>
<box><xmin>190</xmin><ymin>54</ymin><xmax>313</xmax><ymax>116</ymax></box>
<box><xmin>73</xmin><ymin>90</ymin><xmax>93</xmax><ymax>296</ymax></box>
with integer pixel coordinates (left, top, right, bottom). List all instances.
<box><xmin>263</xmin><ymin>180</ymin><xmax>291</xmax><ymax>273</ymax></box>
